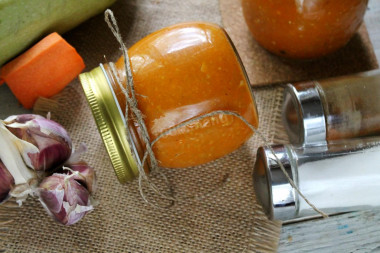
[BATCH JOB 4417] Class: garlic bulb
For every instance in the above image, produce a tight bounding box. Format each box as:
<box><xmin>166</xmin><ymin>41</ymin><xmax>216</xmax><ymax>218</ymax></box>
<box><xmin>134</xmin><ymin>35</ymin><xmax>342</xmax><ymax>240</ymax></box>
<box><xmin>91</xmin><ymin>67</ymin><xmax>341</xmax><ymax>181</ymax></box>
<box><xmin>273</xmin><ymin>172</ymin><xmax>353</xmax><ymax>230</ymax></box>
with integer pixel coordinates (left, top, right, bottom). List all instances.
<box><xmin>38</xmin><ymin>173</ymin><xmax>93</xmax><ymax>226</ymax></box>
<box><xmin>1</xmin><ymin>114</ymin><xmax>96</xmax><ymax>225</ymax></box>
<box><xmin>3</xmin><ymin>114</ymin><xmax>72</xmax><ymax>171</ymax></box>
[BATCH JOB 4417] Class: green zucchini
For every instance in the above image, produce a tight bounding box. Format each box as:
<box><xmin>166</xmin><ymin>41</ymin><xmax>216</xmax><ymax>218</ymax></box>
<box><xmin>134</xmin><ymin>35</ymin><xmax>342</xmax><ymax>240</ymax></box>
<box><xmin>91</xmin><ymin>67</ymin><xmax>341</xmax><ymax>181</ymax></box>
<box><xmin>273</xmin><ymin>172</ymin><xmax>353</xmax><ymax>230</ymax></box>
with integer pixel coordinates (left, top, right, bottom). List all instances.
<box><xmin>0</xmin><ymin>0</ymin><xmax>116</xmax><ymax>66</ymax></box>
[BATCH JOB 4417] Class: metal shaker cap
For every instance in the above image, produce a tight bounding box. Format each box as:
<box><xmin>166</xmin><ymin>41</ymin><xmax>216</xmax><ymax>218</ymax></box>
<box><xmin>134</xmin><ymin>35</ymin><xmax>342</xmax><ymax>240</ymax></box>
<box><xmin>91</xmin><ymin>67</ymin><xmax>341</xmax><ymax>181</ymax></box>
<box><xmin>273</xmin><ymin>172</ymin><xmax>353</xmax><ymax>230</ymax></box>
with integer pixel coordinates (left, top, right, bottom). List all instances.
<box><xmin>253</xmin><ymin>144</ymin><xmax>298</xmax><ymax>221</ymax></box>
<box><xmin>282</xmin><ymin>82</ymin><xmax>326</xmax><ymax>144</ymax></box>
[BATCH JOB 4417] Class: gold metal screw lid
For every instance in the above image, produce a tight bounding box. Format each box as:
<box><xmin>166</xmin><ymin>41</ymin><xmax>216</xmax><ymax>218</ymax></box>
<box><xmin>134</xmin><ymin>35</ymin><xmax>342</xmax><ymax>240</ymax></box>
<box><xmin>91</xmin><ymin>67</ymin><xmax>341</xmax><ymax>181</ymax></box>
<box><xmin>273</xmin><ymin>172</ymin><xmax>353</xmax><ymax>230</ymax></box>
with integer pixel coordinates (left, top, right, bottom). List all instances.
<box><xmin>79</xmin><ymin>64</ymin><xmax>139</xmax><ymax>183</ymax></box>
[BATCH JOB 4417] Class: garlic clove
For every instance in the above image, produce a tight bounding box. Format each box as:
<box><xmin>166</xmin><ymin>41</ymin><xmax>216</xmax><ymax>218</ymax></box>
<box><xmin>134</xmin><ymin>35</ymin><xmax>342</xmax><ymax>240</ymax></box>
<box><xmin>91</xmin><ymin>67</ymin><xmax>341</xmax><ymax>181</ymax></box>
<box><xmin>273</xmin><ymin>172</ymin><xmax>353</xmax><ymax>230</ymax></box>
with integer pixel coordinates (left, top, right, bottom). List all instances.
<box><xmin>66</xmin><ymin>203</ymin><xmax>93</xmax><ymax>225</ymax></box>
<box><xmin>1</xmin><ymin>121</ymin><xmax>40</xmax><ymax>169</ymax></box>
<box><xmin>38</xmin><ymin>175</ymin><xmax>65</xmax><ymax>213</ymax></box>
<box><xmin>4</xmin><ymin>114</ymin><xmax>72</xmax><ymax>171</ymax></box>
<box><xmin>0</xmin><ymin>123</ymin><xmax>37</xmax><ymax>204</ymax></box>
<box><xmin>38</xmin><ymin>174</ymin><xmax>93</xmax><ymax>225</ymax></box>
<box><xmin>0</xmin><ymin>160</ymin><xmax>15</xmax><ymax>204</ymax></box>
<box><xmin>64</xmin><ymin>162</ymin><xmax>97</xmax><ymax>194</ymax></box>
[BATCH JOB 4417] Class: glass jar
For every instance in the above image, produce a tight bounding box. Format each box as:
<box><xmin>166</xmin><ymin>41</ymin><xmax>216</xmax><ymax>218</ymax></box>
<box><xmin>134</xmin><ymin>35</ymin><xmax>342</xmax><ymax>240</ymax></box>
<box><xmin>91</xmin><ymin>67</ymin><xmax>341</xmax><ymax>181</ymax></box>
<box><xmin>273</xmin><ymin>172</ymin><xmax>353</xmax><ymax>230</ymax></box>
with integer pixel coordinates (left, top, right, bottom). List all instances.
<box><xmin>254</xmin><ymin>137</ymin><xmax>380</xmax><ymax>220</ymax></box>
<box><xmin>241</xmin><ymin>0</ymin><xmax>368</xmax><ymax>59</ymax></box>
<box><xmin>79</xmin><ymin>22</ymin><xmax>259</xmax><ymax>183</ymax></box>
<box><xmin>283</xmin><ymin>70</ymin><xmax>380</xmax><ymax>144</ymax></box>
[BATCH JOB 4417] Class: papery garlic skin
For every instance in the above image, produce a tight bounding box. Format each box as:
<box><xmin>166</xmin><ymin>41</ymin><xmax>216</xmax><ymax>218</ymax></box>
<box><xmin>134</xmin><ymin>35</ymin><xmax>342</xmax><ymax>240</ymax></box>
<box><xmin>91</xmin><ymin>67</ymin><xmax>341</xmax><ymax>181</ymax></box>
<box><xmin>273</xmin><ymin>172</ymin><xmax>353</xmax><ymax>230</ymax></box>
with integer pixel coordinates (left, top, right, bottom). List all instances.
<box><xmin>64</xmin><ymin>162</ymin><xmax>97</xmax><ymax>194</ymax></box>
<box><xmin>38</xmin><ymin>173</ymin><xmax>93</xmax><ymax>225</ymax></box>
<box><xmin>4</xmin><ymin>114</ymin><xmax>72</xmax><ymax>171</ymax></box>
<box><xmin>0</xmin><ymin>160</ymin><xmax>15</xmax><ymax>203</ymax></box>
<box><xmin>0</xmin><ymin>122</ymin><xmax>37</xmax><ymax>203</ymax></box>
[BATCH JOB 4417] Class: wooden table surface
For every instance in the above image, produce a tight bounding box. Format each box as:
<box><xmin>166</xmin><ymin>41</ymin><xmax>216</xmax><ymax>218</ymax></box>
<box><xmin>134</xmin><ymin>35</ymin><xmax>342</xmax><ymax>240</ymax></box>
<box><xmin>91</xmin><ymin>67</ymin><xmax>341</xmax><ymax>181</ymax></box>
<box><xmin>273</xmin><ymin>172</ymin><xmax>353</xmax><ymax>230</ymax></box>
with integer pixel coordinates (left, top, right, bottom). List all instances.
<box><xmin>1</xmin><ymin>1</ymin><xmax>380</xmax><ymax>252</ymax></box>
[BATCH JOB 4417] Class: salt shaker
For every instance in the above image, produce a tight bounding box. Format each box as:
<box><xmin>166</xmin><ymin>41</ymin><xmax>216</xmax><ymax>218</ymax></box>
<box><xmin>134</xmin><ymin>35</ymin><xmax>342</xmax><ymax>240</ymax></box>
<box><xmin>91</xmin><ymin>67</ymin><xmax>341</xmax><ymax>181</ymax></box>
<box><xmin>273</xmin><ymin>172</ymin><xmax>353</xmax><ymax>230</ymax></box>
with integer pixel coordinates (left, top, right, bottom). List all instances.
<box><xmin>253</xmin><ymin>137</ymin><xmax>380</xmax><ymax>221</ymax></box>
<box><xmin>282</xmin><ymin>69</ymin><xmax>380</xmax><ymax>144</ymax></box>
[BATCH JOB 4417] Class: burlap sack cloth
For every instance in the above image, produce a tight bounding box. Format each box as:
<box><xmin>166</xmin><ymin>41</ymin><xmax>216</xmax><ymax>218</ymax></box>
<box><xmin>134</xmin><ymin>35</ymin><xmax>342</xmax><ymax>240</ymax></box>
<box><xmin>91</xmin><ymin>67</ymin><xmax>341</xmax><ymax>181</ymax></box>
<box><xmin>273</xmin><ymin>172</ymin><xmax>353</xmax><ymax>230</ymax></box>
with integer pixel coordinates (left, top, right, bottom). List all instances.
<box><xmin>2</xmin><ymin>0</ymin><xmax>378</xmax><ymax>252</ymax></box>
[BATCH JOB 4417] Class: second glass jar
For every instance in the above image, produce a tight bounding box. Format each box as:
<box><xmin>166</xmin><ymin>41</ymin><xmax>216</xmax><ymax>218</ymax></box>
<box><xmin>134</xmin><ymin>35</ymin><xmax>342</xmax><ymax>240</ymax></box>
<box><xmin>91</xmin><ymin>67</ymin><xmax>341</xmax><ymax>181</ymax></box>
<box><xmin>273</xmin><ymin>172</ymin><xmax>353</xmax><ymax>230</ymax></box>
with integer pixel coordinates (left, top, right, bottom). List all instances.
<box><xmin>242</xmin><ymin>0</ymin><xmax>368</xmax><ymax>59</ymax></box>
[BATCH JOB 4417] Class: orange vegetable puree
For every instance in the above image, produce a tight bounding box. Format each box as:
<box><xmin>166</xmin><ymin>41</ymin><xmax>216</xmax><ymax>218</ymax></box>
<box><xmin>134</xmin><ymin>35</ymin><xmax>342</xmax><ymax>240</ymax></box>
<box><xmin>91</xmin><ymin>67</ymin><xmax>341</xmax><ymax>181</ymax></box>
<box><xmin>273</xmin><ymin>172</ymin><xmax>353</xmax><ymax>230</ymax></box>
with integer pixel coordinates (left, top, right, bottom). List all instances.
<box><xmin>112</xmin><ymin>22</ymin><xmax>258</xmax><ymax>168</ymax></box>
<box><xmin>242</xmin><ymin>0</ymin><xmax>368</xmax><ymax>59</ymax></box>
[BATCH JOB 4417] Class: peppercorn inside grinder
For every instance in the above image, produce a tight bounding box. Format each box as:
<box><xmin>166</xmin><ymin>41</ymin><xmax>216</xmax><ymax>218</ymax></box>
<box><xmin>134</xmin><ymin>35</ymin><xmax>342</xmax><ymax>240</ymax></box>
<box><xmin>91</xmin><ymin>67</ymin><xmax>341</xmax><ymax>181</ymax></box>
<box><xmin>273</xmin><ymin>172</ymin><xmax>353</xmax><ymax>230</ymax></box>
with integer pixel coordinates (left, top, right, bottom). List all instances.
<box><xmin>282</xmin><ymin>70</ymin><xmax>380</xmax><ymax>144</ymax></box>
<box><xmin>79</xmin><ymin>22</ymin><xmax>259</xmax><ymax>183</ymax></box>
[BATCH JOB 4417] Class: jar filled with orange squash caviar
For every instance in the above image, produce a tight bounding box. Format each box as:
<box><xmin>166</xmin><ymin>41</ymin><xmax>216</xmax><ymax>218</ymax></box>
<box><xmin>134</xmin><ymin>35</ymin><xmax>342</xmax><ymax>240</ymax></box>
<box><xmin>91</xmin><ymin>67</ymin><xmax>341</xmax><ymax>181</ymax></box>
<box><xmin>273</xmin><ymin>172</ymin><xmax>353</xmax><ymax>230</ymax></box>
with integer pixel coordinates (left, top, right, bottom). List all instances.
<box><xmin>79</xmin><ymin>22</ymin><xmax>259</xmax><ymax>183</ymax></box>
<box><xmin>241</xmin><ymin>0</ymin><xmax>368</xmax><ymax>59</ymax></box>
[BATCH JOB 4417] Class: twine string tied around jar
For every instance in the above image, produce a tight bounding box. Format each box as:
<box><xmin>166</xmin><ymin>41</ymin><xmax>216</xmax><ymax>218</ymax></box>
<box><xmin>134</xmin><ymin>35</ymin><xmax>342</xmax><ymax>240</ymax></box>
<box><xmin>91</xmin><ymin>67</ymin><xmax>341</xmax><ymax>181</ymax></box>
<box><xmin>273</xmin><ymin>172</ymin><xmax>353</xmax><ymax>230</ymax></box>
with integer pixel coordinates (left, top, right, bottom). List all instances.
<box><xmin>104</xmin><ymin>9</ymin><xmax>328</xmax><ymax>218</ymax></box>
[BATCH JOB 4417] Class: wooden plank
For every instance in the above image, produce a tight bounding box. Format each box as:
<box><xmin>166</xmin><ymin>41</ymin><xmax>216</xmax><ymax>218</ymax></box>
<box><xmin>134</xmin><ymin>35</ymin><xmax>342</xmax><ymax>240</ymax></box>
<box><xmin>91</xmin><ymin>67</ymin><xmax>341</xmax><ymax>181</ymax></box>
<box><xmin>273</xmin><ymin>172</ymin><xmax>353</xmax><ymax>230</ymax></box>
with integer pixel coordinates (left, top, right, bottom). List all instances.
<box><xmin>279</xmin><ymin>208</ymin><xmax>380</xmax><ymax>252</ymax></box>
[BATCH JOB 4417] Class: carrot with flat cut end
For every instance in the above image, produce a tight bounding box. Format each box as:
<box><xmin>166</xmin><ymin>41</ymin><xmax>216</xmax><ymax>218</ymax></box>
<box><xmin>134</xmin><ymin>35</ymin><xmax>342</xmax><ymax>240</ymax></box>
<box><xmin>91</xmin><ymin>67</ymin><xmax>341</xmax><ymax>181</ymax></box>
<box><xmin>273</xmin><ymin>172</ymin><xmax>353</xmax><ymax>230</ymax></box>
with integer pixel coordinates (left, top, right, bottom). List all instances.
<box><xmin>0</xmin><ymin>32</ymin><xmax>85</xmax><ymax>109</ymax></box>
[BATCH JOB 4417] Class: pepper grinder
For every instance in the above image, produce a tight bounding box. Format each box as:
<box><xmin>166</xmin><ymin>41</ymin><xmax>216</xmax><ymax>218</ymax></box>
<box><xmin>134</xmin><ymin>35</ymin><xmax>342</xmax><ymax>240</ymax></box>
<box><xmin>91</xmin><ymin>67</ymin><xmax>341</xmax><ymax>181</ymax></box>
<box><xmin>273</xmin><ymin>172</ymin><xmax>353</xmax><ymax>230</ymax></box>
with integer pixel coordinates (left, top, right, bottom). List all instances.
<box><xmin>282</xmin><ymin>69</ymin><xmax>380</xmax><ymax>144</ymax></box>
